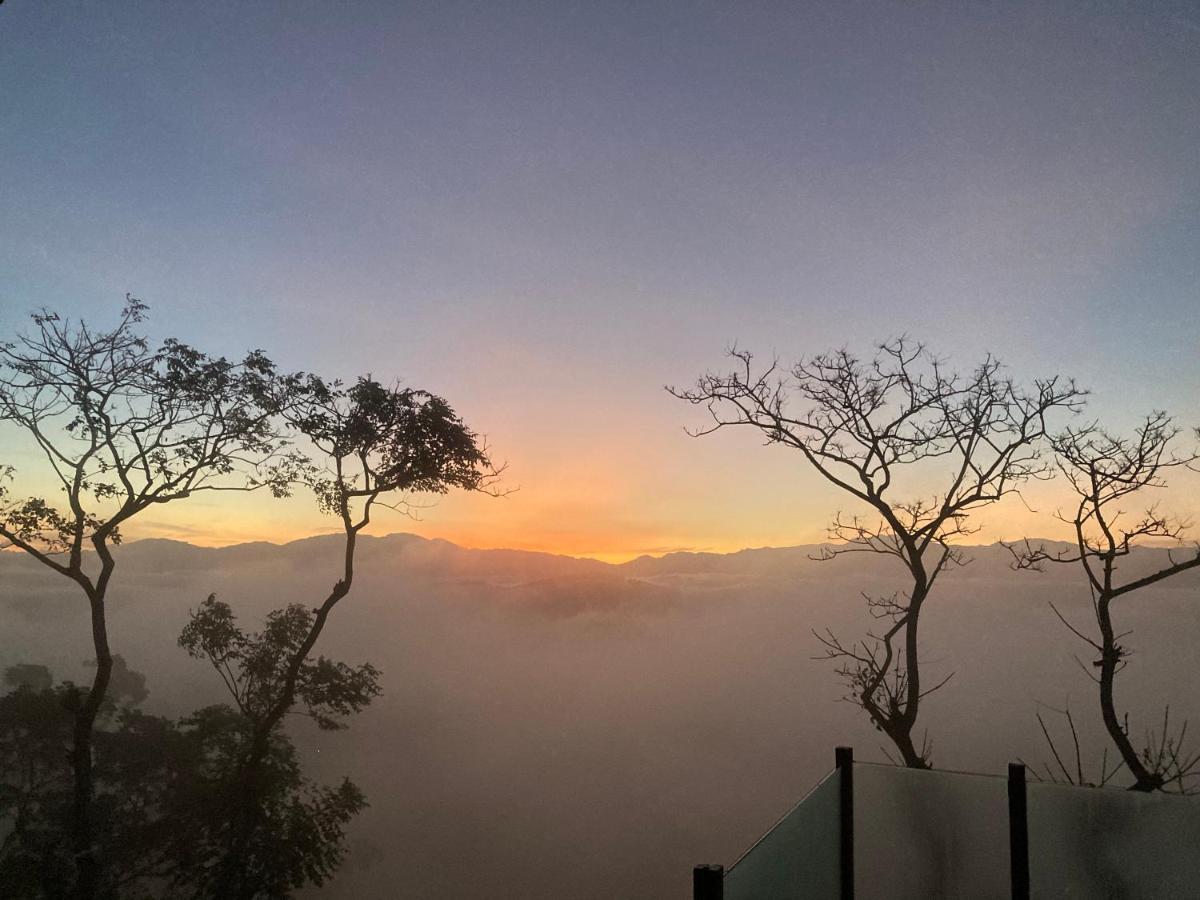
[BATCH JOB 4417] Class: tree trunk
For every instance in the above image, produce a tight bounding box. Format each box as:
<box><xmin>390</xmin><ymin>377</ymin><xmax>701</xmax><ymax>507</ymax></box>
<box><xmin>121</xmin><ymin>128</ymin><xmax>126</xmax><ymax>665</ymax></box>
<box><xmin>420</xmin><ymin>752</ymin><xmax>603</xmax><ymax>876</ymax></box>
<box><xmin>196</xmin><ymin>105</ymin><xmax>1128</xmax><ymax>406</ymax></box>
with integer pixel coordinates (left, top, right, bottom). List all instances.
<box><xmin>72</xmin><ymin>596</ymin><xmax>113</xmax><ymax>900</ymax></box>
<box><xmin>1095</xmin><ymin>592</ymin><xmax>1160</xmax><ymax>791</ymax></box>
<box><xmin>889</xmin><ymin>725</ymin><xmax>929</xmax><ymax>769</ymax></box>
<box><xmin>896</xmin><ymin>584</ymin><xmax>929</xmax><ymax>769</ymax></box>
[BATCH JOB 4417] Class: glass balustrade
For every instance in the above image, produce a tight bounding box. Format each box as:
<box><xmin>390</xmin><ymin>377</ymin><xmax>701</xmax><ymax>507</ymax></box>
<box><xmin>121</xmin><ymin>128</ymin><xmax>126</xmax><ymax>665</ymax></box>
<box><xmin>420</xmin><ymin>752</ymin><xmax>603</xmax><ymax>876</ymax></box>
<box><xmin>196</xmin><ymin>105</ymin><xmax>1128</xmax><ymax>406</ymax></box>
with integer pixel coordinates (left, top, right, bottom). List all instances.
<box><xmin>710</xmin><ymin>754</ymin><xmax>1200</xmax><ymax>899</ymax></box>
<box><xmin>1027</xmin><ymin>780</ymin><xmax>1200</xmax><ymax>899</ymax></box>
<box><xmin>724</xmin><ymin>769</ymin><xmax>841</xmax><ymax>900</ymax></box>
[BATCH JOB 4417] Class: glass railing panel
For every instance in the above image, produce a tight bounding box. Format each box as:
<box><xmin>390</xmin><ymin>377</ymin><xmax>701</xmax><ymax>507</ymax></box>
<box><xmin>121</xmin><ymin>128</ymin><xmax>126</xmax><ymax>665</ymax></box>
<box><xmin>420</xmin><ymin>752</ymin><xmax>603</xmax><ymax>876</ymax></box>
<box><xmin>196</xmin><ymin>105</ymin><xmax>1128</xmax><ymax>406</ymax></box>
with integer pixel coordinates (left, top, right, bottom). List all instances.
<box><xmin>854</xmin><ymin>763</ymin><xmax>1009</xmax><ymax>899</ymax></box>
<box><xmin>724</xmin><ymin>769</ymin><xmax>841</xmax><ymax>900</ymax></box>
<box><xmin>1027</xmin><ymin>781</ymin><xmax>1200</xmax><ymax>898</ymax></box>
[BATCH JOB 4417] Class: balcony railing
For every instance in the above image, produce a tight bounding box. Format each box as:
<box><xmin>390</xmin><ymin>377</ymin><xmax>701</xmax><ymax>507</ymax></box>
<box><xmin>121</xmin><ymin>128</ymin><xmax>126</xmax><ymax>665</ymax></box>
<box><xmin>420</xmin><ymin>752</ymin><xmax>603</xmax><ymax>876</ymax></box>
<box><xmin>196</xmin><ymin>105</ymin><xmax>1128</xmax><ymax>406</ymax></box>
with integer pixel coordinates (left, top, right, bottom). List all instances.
<box><xmin>694</xmin><ymin>748</ymin><xmax>1200</xmax><ymax>899</ymax></box>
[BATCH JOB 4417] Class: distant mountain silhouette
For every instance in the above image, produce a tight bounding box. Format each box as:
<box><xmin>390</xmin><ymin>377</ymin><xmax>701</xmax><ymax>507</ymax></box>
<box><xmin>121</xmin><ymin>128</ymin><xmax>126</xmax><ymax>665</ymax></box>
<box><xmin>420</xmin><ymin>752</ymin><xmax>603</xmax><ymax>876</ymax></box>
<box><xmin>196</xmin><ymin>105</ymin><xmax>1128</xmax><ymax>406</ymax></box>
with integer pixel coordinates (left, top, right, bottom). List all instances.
<box><xmin>6</xmin><ymin>535</ymin><xmax>1193</xmax><ymax>628</ymax></box>
<box><xmin>36</xmin><ymin>532</ymin><xmax>1167</xmax><ymax>584</ymax></box>
<box><xmin>7</xmin><ymin>532</ymin><xmax>1190</xmax><ymax>595</ymax></box>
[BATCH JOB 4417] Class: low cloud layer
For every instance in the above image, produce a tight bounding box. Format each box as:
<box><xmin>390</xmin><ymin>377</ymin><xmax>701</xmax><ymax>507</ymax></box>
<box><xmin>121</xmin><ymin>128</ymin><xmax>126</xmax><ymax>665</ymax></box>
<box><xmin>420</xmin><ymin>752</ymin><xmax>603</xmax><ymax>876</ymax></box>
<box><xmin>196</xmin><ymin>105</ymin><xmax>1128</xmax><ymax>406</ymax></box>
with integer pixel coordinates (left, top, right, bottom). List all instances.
<box><xmin>3</xmin><ymin>534</ymin><xmax>1198</xmax><ymax>898</ymax></box>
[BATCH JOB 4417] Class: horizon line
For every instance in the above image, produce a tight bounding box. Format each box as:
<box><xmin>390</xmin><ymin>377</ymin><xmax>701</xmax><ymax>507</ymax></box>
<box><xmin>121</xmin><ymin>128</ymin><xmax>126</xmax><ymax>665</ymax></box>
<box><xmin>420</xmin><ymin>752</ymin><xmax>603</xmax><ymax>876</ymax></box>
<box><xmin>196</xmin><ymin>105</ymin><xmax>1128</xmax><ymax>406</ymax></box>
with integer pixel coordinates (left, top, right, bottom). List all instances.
<box><xmin>15</xmin><ymin>531</ymin><xmax>1122</xmax><ymax>566</ymax></box>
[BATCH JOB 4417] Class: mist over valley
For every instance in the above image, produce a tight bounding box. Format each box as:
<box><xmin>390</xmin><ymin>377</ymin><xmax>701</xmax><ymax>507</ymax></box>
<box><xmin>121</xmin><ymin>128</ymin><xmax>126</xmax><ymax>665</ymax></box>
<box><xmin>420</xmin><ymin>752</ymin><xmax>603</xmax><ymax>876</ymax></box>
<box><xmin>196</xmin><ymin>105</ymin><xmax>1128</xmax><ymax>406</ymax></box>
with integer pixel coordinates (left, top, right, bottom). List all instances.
<box><xmin>5</xmin><ymin>534</ymin><xmax>1196</xmax><ymax>898</ymax></box>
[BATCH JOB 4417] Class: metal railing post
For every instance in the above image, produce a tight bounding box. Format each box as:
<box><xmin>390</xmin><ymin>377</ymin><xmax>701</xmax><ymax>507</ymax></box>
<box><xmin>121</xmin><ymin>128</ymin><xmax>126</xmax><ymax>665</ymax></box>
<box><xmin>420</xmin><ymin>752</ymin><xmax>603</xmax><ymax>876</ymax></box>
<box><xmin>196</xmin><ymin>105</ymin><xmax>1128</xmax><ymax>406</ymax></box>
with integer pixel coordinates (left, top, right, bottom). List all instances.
<box><xmin>693</xmin><ymin>863</ymin><xmax>724</xmax><ymax>900</ymax></box>
<box><xmin>836</xmin><ymin>746</ymin><xmax>855</xmax><ymax>900</ymax></box>
<box><xmin>1008</xmin><ymin>762</ymin><xmax>1029</xmax><ymax>900</ymax></box>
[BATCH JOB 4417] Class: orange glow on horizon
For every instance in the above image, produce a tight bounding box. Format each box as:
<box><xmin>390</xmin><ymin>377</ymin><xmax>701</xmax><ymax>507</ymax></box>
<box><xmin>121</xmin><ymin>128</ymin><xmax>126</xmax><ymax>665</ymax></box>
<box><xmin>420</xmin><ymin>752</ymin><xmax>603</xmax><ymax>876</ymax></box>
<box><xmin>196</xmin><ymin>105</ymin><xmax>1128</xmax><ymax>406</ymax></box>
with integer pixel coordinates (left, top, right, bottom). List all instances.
<box><xmin>110</xmin><ymin>493</ymin><xmax>1125</xmax><ymax>565</ymax></box>
<box><xmin>10</xmin><ymin>442</ymin><xmax>1198</xmax><ymax>566</ymax></box>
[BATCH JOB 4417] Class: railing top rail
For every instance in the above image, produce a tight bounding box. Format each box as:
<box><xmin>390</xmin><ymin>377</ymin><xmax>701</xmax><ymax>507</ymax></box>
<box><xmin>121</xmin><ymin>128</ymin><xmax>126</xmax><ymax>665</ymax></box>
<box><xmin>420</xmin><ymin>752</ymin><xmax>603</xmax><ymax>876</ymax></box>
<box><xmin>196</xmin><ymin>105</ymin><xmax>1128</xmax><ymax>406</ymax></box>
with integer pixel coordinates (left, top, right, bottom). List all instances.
<box><xmin>853</xmin><ymin>760</ymin><xmax>1009</xmax><ymax>782</ymax></box>
<box><xmin>857</xmin><ymin>759</ymin><xmax>1200</xmax><ymax>799</ymax></box>
<box><xmin>1025</xmin><ymin>777</ymin><xmax>1200</xmax><ymax>800</ymax></box>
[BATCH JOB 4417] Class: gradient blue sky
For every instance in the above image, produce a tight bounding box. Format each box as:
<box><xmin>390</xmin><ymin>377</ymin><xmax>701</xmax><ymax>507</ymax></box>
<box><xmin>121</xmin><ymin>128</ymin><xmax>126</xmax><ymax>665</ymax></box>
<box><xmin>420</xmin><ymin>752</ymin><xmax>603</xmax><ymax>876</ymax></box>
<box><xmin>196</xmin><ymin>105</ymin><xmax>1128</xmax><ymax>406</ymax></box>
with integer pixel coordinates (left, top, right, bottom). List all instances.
<box><xmin>2</xmin><ymin>1</ymin><xmax>1197</xmax><ymax>558</ymax></box>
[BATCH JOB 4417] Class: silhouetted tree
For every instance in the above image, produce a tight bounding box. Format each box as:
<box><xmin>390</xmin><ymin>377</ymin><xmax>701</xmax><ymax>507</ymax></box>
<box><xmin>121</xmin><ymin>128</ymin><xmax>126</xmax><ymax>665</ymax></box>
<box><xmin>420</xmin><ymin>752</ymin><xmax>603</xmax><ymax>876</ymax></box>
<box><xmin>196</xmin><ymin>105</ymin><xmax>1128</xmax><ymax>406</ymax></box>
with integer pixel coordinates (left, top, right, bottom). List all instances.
<box><xmin>1010</xmin><ymin>413</ymin><xmax>1200</xmax><ymax>791</ymax></box>
<box><xmin>0</xmin><ymin>659</ymin><xmax>368</xmax><ymax>899</ymax></box>
<box><xmin>203</xmin><ymin>375</ymin><xmax>501</xmax><ymax>898</ymax></box>
<box><xmin>0</xmin><ymin>672</ymin><xmax>76</xmax><ymax>897</ymax></box>
<box><xmin>163</xmin><ymin>705</ymin><xmax>368</xmax><ymax>899</ymax></box>
<box><xmin>672</xmin><ymin>339</ymin><xmax>1083</xmax><ymax>767</ymax></box>
<box><xmin>0</xmin><ymin>659</ymin><xmax>167</xmax><ymax>899</ymax></box>
<box><xmin>172</xmin><ymin>596</ymin><xmax>379</xmax><ymax>897</ymax></box>
<box><xmin>180</xmin><ymin>595</ymin><xmax>381</xmax><ymax>733</ymax></box>
<box><xmin>0</xmin><ymin>298</ymin><xmax>297</xmax><ymax>898</ymax></box>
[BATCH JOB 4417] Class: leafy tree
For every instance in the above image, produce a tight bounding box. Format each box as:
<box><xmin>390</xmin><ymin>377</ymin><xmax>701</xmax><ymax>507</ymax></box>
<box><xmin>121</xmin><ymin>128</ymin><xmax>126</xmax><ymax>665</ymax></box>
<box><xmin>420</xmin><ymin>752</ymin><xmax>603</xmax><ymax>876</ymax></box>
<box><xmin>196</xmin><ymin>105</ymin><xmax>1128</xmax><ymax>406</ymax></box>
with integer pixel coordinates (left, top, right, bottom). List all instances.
<box><xmin>175</xmin><ymin>597</ymin><xmax>379</xmax><ymax>897</ymax></box>
<box><xmin>0</xmin><ymin>657</ymin><xmax>371</xmax><ymax>900</ymax></box>
<box><xmin>0</xmin><ymin>675</ymin><xmax>75</xmax><ymax>898</ymax></box>
<box><xmin>1011</xmin><ymin>413</ymin><xmax>1200</xmax><ymax>791</ymax></box>
<box><xmin>672</xmin><ymin>339</ymin><xmax>1083</xmax><ymax>767</ymax></box>
<box><xmin>0</xmin><ymin>297</ymin><xmax>297</xmax><ymax>898</ymax></box>
<box><xmin>0</xmin><ymin>659</ymin><xmax>161</xmax><ymax>900</ymax></box>
<box><xmin>180</xmin><ymin>596</ymin><xmax>381</xmax><ymax>733</ymax></box>
<box><xmin>196</xmin><ymin>375</ymin><xmax>501</xmax><ymax>898</ymax></box>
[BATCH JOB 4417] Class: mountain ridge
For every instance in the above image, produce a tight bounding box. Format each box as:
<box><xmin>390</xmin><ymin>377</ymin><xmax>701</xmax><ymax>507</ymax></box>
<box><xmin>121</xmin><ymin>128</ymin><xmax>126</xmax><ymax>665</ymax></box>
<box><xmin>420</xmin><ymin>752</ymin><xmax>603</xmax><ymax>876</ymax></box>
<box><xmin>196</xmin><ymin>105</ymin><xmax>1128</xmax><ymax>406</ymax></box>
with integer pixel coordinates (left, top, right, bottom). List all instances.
<box><xmin>6</xmin><ymin>532</ymin><xmax>1193</xmax><ymax>588</ymax></box>
<box><xmin>111</xmin><ymin>531</ymin><xmax>1079</xmax><ymax>563</ymax></box>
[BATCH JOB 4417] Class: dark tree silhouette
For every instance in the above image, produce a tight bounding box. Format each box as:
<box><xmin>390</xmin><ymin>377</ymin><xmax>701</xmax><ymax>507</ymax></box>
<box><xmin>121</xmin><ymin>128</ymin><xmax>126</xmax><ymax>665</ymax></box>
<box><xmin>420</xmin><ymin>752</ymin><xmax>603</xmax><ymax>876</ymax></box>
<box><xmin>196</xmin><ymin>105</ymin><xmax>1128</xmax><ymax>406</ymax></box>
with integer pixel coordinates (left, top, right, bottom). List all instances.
<box><xmin>163</xmin><ymin>706</ymin><xmax>369</xmax><ymax>898</ymax></box>
<box><xmin>0</xmin><ymin>661</ymin><xmax>370</xmax><ymax>900</ymax></box>
<box><xmin>180</xmin><ymin>595</ymin><xmax>381</xmax><ymax>733</ymax></box>
<box><xmin>203</xmin><ymin>375</ymin><xmax>502</xmax><ymax>899</ymax></box>
<box><xmin>1010</xmin><ymin>413</ymin><xmax>1200</xmax><ymax>791</ymax></box>
<box><xmin>0</xmin><ymin>298</ymin><xmax>297</xmax><ymax>898</ymax></box>
<box><xmin>174</xmin><ymin>596</ymin><xmax>380</xmax><ymax>897</ymax></box>
<box><xmin>671</xmin><ymin>339</ymin><xmax>1083</xmax><ymax>767</ymax></box>
<box><xmin>0</xmin><ymin>670</ymin><xmax>79</xmax><ymax>896</ymax></box>
<box><xmin>0</xmin><ymin>658</ymin><xmax>174</xmax><ymax>899</ymax></box>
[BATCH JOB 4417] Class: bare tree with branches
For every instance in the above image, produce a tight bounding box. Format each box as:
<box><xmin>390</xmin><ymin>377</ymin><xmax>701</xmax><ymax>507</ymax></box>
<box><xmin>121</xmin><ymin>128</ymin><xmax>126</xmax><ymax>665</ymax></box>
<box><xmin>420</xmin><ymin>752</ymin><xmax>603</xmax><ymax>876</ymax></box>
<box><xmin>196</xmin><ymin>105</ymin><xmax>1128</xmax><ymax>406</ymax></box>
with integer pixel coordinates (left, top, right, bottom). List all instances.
<box><xmin>671</xmin><ymin>339</ymin><xmax>1083</xmax><ymax>767</ymax></box>
<box><xmin>202</xmin><ymin>374</ymin><xmax>504</xmax><ymax>900</ymax></box>
<box><xmin>1009</xmin><ymin>413</ymin><xmax>1200</xmax><ymax>792</ymax></box>
<box><xmin>0</xmin><ymin>298</ymin><xmax>296</xmax><ymax>899</ymax></box>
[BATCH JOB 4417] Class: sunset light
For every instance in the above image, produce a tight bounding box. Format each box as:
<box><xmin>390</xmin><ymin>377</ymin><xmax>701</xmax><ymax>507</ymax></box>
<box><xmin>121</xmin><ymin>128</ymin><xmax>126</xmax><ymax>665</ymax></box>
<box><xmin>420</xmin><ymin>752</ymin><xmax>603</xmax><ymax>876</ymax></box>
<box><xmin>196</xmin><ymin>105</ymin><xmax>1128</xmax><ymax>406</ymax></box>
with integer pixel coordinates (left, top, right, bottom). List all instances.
<box><xmin>2</xmin><ymin>4</ymin><xmax>1198</xmax><ymax>899</ymax></box>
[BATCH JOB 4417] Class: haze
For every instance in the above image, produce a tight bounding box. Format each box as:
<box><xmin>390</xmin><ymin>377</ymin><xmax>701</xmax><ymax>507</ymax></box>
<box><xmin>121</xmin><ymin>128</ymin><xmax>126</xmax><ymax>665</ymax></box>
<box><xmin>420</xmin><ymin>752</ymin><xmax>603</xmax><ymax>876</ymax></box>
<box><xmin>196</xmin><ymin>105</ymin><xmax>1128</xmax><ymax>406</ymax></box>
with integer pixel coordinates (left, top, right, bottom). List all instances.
<box><xmin>3</xmin><ymin>536</ymin><xmax>1198</xmax><ymax>897</ymax></box>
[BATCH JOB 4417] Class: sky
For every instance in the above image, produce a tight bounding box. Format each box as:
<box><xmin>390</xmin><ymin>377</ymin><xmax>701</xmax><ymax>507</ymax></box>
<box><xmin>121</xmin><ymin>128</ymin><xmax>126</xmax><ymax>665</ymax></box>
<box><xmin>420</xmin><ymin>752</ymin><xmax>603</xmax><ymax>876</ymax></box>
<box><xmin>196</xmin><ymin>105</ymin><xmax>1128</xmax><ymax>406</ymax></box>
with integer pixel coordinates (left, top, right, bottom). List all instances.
<box><xmin>1</xmin><ymin>1</ymin><xmax>1198</xmax><ymax>561</ymax></box>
